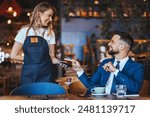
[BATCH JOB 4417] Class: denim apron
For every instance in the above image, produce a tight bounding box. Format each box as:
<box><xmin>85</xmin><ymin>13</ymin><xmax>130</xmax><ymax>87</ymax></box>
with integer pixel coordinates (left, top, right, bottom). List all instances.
<box><xmin>20</xmin><ymin>36</ymin><xmax>53</xmax><ymax>85</ymax></box>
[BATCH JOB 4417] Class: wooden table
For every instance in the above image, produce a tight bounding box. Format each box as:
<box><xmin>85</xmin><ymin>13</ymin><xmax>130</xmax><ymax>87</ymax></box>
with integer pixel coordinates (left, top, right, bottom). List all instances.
<box><xmin>55</xmin><ymin>76</ymin><xmax>86</xmax><ymax>94</ymax></box>
<box><xmin>0</xmin><ymin>94</ymin><xmax>150</xmax><ymax>100</ymax></box>
<box><xmin>55</xmin><ymin>76</ymin><xmax>78</xmax><ymax>90</ymax></box>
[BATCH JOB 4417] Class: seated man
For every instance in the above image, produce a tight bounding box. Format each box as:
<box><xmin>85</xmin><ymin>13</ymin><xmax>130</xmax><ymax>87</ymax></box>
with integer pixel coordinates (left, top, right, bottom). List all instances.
<box><xmin>70</xmin><ymin>31</ymin><xmax>144</xmax><ymax>95</ymax></box>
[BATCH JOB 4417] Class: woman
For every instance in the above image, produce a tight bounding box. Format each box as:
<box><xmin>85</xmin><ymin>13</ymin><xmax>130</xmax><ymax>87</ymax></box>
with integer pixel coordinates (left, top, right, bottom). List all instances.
<box><xmin>10</xmin><ymin>2</ymin><xmax>61</xmax><ymax>85</ymax></box>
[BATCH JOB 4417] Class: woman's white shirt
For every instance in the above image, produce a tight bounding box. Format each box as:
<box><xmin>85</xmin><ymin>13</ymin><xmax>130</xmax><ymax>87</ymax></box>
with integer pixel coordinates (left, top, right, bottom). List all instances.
<box><xmin>14</xmin><ymin>27</ymin><xmax>56</xmax><ymax>45</ymax></box>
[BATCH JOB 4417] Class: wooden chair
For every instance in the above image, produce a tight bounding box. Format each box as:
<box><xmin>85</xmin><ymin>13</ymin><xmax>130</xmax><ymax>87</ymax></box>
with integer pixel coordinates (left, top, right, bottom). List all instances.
<box><xmin>63</xmin><ymin>44</ymin><xmax>75</xmax><ymax>59</ymax></box>
<box><xmin>85</xmin><ymin>37</ymin><xmax>97</xmax><ymax>74</ymax></box>
<box><xmin>69</xmin><ymin>81</ymin><xmax>87</xmax><ymax>95</ymax></box>
<box><xmin>8</xmin><ymin>77</ymin><xmax>20</xmax><ymax>91</ymax></box>
<box><xmin>83</xmin><ymin>44</ymin><xmax>89</xmax><ymax>65</ymax></box>
<box><xmin>86</xmin><ymin>37</ymin><xmax>96</xmax><ymax>66</ymax></box>
<box><xmin>0</xmin><ymin>77</ymin><xmax>10</xmax><ymax>95</ymax></box>
<box><xmin>139</xmin><ymin>80</ymin><xmax>150</xmax><ymax>96</ymax></box>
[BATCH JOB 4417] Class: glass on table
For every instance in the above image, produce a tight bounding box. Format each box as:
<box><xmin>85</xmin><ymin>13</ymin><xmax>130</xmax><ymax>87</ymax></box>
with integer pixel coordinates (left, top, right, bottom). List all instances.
<box><xmin>116</xmin><ymin>85</ymin><xmax>127</xmax><ymax>98</ymax></box>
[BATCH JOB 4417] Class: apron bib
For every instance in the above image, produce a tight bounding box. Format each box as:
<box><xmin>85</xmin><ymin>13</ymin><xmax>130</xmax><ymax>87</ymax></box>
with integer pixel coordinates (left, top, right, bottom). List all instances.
<box><xmin>20</xmin><ymin>36</ymin><xmax>53</xmax><ymax>85</ymax></box>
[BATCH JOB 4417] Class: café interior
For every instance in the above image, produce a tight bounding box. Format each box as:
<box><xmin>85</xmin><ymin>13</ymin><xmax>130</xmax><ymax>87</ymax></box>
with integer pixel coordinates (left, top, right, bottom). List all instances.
<box><xmin>0</xmin><ymin>0</ymin><xmax>150</xmax><ymax>100</ymax></box>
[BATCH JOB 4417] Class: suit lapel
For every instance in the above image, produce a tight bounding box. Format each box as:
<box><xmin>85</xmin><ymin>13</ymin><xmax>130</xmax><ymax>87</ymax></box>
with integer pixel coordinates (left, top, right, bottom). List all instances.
<box><xmin>110</xmin><ymin>58</ymin><xmax>132</xmax><ymax>93</ymax></box>
<box><xmin>122</xmin><ymin>58</ymin><xmax>132</xmax><ymax>72</ymax></box>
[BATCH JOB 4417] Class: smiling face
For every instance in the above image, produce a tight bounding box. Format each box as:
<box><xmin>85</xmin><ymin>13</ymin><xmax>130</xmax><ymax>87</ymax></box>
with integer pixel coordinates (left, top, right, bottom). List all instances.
<box><xmin>107</xmin><ymin>31</ymin><xmax>134</xmax><ymax>59</ymax></box>
<box><xmin>39</xmin><ymin>8</ymin><xmax>54</xmax><ymax>27</ymax></box>
<box><xmin>108</xmin><ymin>34</ymin><xmax>121</xmax><ymax>55</ymax></box>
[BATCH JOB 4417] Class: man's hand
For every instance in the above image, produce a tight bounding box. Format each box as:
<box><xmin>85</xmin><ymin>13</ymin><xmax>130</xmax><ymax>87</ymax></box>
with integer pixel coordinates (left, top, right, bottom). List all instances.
<box><xmin>64</xmin><ymin>58</ymin><xmax>82</xmax><ymax>72</ymax></box>
<box><xmin>103</xmin><ymin>62</ymin><xmax>117</xmax><ymax>72</ymax></box>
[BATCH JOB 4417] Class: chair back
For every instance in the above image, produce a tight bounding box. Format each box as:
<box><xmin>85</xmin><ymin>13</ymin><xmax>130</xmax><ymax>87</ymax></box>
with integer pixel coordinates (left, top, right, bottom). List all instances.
<box><xmin>86</xmin><ymin>37</ymin><xmax>96</xmax><ymax>66</ymax></box>
<box><xmin>10</xmin><ymin>82</ymin><xmax>67</xmax><ymax>96</ymax></box>
<box><xmin>69</xmin><ymin>81</ymin><xmax>86</xmax><ymax>95</ymax></box>
<box><xmin>139</xmin><ymin>80</ymin><xmax>150</xmax><ymax>96</ymax></box>
<box><xmin>63</xmin><ymin>44</ymin><xmax>75</xmax><ymax>59</ymax></box>
<box><xmin>83</xmin><ymin>44</ymin><xmax>91</xmax><ymax>65</ymax></box>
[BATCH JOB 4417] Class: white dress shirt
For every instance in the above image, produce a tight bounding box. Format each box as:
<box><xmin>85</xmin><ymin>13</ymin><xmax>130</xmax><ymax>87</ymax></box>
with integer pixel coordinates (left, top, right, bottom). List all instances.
<box><xmin>105</xmin><ymin>57</ymin><xmax>129</xmax><ymax>94</ymax></box>
<box><xmin>14</xmin><ymin>27</ymin><xmax>56</xmax><ymax>45</ymax></box>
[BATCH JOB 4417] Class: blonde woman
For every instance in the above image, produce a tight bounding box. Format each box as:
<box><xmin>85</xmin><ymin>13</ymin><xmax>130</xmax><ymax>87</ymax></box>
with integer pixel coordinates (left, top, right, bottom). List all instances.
<box><xmin>10</xmin><ymin>2</ymin><xmax>60</xmax><ymax>85</ymax></box>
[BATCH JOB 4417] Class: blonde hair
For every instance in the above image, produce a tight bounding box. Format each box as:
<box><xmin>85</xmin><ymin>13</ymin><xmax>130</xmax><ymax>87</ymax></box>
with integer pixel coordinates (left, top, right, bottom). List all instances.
<box><xmin>23</xmin><ymin>2</ymin><xmax>56</xmax><ymax>37</ymax></box>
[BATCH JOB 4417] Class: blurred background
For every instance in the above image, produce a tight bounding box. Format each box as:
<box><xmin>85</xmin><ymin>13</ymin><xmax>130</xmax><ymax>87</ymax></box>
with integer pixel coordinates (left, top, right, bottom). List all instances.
<box><xmin>0</xmin><ymin>0</ymin><xmax>150</xmax><ymax>95</ymax></box>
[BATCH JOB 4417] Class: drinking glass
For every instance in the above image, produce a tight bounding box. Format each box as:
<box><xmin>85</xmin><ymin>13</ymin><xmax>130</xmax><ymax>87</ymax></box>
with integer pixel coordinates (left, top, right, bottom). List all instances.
<box><xmin>116</xmin><ymin>85</ymin><xmax>127</xmax><ymax>98</ymax></box>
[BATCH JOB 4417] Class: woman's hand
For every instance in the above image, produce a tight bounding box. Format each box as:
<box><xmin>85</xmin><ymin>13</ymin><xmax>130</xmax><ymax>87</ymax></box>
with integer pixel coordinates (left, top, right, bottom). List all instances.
<box><xmin>51</xmin><ymin>57</ymin><xmax>59</xmax><ymax>64</ymax></box>
<box><xmin>57</xmin><ymin>61</ymin><xmax>68</xmax><ymax>68</ymax></box>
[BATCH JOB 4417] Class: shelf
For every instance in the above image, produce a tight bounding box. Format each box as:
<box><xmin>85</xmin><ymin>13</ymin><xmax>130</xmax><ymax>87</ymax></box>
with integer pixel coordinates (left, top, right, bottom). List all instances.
<box><xmin>96</xmin><ymin>39</ymin><xmax>150</xmax><ymax>43</ymax></box>
<box><xmin>61</xmin><ymin>0</ymin><xmax>150</xmax><ymax>19</ymax></box>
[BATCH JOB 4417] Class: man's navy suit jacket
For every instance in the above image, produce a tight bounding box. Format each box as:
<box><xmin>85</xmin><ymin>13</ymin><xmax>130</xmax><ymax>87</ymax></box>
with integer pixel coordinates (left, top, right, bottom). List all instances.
<box><xmin>79</xmin><ymin>57</ymin><xmax>144</xmax><ymax>94</ymax></box>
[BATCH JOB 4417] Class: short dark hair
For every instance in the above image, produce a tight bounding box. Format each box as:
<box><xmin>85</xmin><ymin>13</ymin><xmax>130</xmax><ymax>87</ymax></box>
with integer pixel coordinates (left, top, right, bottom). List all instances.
<box><xmin>112</xmin><ymin>31</ymin><xmax>134</xmax><ymax>51</ymax></box>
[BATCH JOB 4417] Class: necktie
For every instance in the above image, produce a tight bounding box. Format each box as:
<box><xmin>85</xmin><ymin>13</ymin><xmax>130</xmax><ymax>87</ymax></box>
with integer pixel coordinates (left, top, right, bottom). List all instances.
<box><xmin>116</xmin><ymin>61</ymin><xmax>120</xmax><ymax>70</ymax></box>
<box><xmin>110</xmin><ymin>61</ymin><xmax>120</xmax><ymax>93</ymax></box>
<box><xmin>105</xmin><ymin>61</ymin><xmax>121</xmax><ymax>94</ymax></box>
